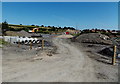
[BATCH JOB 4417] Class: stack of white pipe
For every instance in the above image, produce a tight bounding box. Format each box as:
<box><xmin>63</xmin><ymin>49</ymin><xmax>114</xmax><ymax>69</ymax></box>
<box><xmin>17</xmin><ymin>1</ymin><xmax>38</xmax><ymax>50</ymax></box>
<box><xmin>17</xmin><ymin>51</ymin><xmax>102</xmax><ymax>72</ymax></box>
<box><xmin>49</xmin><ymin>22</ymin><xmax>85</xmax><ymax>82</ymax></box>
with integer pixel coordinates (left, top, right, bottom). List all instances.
<box><xmin>3</xmin><ymin>36</ymin><xmax>39</xmax><ymax>44</ymax></box>
<box><xmin>16</xmin><ymin>37</ymin><xmax>39</xmax><ymax>44</ymax></box>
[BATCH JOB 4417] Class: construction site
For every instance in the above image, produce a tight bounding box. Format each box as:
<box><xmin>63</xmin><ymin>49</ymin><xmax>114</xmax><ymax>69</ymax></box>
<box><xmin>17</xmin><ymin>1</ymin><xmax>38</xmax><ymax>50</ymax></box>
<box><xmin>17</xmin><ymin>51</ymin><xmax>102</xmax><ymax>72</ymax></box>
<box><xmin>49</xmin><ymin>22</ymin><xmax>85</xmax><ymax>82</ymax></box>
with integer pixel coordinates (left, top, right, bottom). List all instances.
<box><xmin>1</xmin><ymin>29</ymin><xmax>120</xmax><ymax>82</ymax></box>
<box><xmin>1</xmin><ymin>2</ymin><xmax>120</xmax><ymax>83</ymax></box>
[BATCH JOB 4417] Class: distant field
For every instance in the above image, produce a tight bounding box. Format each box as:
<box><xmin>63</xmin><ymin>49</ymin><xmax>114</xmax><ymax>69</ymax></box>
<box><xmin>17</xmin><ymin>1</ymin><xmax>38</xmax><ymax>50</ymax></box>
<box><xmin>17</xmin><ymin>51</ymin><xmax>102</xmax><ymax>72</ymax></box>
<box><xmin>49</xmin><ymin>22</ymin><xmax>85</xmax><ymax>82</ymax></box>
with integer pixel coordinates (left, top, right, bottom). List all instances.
<box><xmin>9</xmin><ymin>24</ymin><xmax>51</xmax><ymax>29</ymax></box>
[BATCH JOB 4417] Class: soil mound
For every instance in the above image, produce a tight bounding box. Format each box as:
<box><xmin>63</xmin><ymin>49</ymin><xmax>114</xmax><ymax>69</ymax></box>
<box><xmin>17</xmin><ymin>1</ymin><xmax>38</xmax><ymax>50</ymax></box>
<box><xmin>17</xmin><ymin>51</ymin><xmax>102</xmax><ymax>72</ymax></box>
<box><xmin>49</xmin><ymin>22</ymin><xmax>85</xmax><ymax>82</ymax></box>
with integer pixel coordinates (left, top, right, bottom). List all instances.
<box><xmin>98</xmin><ymin>46</ymin><xmax>120</xmax><ymax>58</ymax></box>
<box><xmin>98</xmin><ymin>47</ymin><xmax>113</xmax><ymax>57</ymax></box>
<box><xmin>75</xmin><ymin>33</ymin><xmax>112</xmax><ymax>45</ymax></box>
<box><xmin>18</xmin><ymin>30</ymin><xmax>31</xmax><ymax>37</ymax></box>
<box><xmin>5</xmin><ymin>31</ymin><xmax>21</xmax><ymax>36</ymax></box>
<box><xmin>5</xmin><ymin>30</ymin><xmax>31</xmax><ymax>37</ymax></box>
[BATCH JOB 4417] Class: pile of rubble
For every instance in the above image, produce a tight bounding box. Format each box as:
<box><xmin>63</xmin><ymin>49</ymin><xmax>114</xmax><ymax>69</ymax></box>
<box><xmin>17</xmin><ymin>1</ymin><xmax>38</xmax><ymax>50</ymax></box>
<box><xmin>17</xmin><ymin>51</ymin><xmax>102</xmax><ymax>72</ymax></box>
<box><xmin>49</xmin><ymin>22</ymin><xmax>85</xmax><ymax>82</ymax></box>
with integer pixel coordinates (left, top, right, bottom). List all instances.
<box><xmin>98</xmin><ymin>46</ymin><xmax>120</xmax><ymax>58</ymax></box>
<box><xmin>75</xmin><ymin>33</ymin><xmax>112</xmax><ymax>45</ymax></box>
<box><xmin>98</xmin><ymin>47</ymin><xmax>113</xmax><ymax>57</ymax></box>
<box><xmin>18</xmin><ymin>30</ymin><xmax>31</xmax><ymax>37</ymax></box>
<box><xmin>5</xmin><ymin>30</ymin><xmax>31</xmax><ymax>37</ymax></box>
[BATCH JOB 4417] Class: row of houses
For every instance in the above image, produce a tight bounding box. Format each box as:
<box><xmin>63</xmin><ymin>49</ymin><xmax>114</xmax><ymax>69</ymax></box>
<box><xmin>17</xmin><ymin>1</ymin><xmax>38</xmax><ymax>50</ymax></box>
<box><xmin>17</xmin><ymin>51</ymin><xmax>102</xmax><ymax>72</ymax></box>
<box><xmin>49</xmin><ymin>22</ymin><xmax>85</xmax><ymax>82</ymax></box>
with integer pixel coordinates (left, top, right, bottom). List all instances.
<box><xmin>82</xmin><ymin>29</ymin><xmax>120</xmax><ymax>34</ymax></box>
<box><xmin>64</xmin><ymin>29</ymin><xmax>120</xmax><ymax>35</ymax></box>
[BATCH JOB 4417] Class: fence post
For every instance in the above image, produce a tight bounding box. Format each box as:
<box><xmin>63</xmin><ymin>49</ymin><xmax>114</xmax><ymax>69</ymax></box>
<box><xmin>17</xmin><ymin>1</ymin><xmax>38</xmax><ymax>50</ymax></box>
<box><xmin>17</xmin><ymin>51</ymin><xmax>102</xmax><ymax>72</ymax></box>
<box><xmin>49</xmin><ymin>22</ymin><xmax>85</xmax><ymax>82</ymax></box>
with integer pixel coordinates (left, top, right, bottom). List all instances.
<box><xmin>112</xmin><ymin>45</ymin><xmax>117</xmax><ymax>65</ymax></box>
<box><xmin>10</xmin><ymin>37</ymin><xmax>11</xmax><ymax>43</ymax></box>
<box><xmin>30</xmin><ymin>41</ymin><xmax>32</xmax><ymax>50</ymax></box>
<box><xmin>18</xmin><ymin>40</ymin><xmax>20</xmax><ymax>48</ymax></box>
<box><xmin>42</xmin><ymin>39</ymin><xmax>44</xmax><ymax>50</ymax></box>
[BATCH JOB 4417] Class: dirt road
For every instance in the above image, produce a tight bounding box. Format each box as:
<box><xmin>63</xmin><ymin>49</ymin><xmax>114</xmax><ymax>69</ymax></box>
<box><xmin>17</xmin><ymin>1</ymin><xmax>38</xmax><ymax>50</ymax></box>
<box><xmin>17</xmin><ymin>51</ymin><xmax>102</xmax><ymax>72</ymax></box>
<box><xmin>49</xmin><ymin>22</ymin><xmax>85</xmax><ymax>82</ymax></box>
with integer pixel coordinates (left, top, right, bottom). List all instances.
<box><xmin>2</xmin><ymin>37</ymin><xmax>117</xmax><ymax>82</ymax></box>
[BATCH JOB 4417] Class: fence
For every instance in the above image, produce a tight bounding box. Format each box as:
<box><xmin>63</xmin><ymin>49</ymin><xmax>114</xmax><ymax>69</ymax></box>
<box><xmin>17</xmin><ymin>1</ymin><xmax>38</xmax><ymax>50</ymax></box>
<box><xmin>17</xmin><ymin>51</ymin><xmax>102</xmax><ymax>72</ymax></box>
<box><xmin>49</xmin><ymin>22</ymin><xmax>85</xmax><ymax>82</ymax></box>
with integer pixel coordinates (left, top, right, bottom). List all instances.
<box><xmin>3</xmin><ymin>36</ymin><xmax>53</xmax><ymax>51</ymax></box>
<box><xmin>3</xmin><ymin>36</ymin><xmax>19</xmax><ymax>44</ymax></box>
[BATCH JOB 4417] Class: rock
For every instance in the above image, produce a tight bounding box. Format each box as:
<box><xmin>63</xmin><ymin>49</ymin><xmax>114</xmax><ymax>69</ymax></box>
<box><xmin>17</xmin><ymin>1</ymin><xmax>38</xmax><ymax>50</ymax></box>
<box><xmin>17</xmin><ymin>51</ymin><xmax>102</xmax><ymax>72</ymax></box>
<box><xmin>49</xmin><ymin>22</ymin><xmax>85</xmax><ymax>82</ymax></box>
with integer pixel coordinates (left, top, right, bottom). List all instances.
<box><xmin>47</xmin><ymin>52</ymin><xmax>53</xmax><ymax>56</ymax></box>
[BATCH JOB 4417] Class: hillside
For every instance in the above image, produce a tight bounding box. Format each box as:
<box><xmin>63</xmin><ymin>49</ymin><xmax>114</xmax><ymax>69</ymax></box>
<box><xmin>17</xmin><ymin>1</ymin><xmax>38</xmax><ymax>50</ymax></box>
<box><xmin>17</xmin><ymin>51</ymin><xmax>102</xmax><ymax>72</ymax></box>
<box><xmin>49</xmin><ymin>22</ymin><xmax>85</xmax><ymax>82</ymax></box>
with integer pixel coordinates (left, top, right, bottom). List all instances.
<box><xmin>6</xmin><ymin>24</ymin><xmax>75</xmax><ymax>34</ymax></box>
<box><xmin>8</xmin><ymin>24</ymin><xmax>51</xmax><ymax>29</ymax></box>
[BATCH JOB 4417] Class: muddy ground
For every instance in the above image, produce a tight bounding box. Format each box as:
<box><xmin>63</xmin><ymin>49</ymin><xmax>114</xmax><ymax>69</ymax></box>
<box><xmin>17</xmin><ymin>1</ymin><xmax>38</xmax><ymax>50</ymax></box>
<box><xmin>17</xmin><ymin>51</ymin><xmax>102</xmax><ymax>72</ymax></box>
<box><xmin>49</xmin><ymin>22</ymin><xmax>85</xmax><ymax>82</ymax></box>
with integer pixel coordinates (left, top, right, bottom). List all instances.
<box><xmin>2</xmin><ymin>37</ymin><xmax>119</xmax><ymax>82</ymax></box>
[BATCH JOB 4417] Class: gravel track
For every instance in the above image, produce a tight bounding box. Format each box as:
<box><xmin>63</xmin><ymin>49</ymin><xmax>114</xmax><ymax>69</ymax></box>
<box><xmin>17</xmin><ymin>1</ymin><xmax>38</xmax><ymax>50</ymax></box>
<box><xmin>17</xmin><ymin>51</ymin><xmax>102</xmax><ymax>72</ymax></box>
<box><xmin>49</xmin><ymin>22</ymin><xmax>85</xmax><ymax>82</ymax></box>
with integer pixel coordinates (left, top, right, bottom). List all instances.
<box><xmin>2</xmin><ymin>37</ymin><xmax>118</xmax><ymax>82</ymax></box>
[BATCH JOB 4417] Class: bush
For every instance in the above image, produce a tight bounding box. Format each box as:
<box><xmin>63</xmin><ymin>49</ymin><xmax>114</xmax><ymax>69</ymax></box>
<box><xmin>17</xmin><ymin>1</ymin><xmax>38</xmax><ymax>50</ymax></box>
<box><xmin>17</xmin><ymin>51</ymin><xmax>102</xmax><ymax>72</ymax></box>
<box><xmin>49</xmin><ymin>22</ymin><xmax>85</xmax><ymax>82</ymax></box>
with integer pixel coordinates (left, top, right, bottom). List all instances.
<box><xmin>43</xmin><ymin>31</ymin><xmax>50</xmax><ymax>34</ymax></box>
<box><xmin>0</xmin><ymin>39</ymin><xmax>9</xmax><ymax>45</ymax></box>
<box><xmin>24</xmin><ymin>27</ymin><xmax>29</xmax><ymax>32</ymax></box>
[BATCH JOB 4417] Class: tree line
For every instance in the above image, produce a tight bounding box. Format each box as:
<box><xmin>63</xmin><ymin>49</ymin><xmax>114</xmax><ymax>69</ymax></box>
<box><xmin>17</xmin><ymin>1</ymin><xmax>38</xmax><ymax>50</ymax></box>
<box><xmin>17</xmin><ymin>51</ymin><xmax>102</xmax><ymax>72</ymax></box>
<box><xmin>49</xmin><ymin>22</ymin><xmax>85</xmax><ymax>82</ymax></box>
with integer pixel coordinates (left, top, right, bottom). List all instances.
<box><xmin>2</xmin><ymin>21</ymin><xmax>75</xmax><ymax>34</ymax></box>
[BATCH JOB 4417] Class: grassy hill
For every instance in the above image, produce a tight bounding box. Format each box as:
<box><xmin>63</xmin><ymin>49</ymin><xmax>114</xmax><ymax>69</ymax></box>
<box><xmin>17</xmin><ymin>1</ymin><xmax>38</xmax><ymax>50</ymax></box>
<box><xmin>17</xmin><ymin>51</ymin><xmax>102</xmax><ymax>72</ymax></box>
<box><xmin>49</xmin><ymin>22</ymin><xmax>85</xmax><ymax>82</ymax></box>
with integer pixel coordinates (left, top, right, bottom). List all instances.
<box><xmin>9</xmin><ymin>24</ymin><xmax>51</xmax><ymax>29</ymax></box>
<box><xmin>6</xmin><ymin>24</ymin><xmax>68</xmax><ymax>34</ymax></box>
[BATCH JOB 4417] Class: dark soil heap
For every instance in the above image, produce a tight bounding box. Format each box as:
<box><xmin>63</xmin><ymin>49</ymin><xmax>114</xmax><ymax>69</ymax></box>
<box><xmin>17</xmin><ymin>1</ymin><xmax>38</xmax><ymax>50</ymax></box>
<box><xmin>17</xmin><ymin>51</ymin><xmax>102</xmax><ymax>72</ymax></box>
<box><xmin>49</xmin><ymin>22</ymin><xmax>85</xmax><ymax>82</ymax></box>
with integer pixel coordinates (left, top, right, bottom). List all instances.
<box><xmin>75</xmin><ymin>33</ymin><xmax>112</xmax><ymax>45</ymax></box>
<box><xmin>5</xmin><ymin>30</ymin><xmax>31</xmax><ymax>37</ymax></box>
<box><xmin>17</xmin><ymin>30</ymin><xmax>31</xmax><ymax>37</ymax></box>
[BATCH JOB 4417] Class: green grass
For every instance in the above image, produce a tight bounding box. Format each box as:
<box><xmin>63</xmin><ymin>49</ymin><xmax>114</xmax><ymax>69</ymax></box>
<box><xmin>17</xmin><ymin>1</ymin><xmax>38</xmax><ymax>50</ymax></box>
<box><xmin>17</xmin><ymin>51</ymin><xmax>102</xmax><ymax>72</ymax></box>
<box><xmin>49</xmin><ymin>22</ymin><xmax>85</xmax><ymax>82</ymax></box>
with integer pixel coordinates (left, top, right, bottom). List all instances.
<box><xmin>71</xmin><ymin>33</ymin><xmax>81</xmax><ymax>37</ymax></box>
<box><xmin>0</xmin><ymin>39</ymin><xmax>9</xmax><ymax>45</ymax></box>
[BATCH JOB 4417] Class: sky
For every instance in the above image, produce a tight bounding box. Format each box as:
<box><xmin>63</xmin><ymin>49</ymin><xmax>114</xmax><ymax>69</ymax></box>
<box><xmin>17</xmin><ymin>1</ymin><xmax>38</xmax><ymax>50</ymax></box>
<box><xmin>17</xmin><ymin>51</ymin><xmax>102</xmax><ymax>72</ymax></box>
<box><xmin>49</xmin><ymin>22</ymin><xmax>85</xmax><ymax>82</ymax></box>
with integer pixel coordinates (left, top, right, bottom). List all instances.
<box><xmin>1</xmin><ymin>0</ymin><xmax>120</xmax><ymax>2</ymax></box>
<box><xmin>2</xmin><ymin>2</ymin><xmax>118</xmax><ymax>30</ymax></box>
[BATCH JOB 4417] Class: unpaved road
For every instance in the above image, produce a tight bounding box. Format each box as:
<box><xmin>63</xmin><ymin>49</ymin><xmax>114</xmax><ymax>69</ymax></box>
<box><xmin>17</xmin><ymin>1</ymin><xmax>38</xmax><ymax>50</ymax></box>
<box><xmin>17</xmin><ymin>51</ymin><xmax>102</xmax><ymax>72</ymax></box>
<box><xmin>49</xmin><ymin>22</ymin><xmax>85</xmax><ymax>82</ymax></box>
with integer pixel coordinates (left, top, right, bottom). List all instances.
<box><xmin>2</xmin><ymin>37</ymin><xmax>118</xmax><ymax>82</ymax></box>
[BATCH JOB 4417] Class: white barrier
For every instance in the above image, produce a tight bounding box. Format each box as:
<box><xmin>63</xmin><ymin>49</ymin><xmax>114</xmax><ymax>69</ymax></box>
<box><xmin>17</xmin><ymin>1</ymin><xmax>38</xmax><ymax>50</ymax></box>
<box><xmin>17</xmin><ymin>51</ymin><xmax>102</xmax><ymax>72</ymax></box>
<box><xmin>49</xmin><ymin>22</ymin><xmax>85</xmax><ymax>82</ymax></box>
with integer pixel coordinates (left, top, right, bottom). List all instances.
<box><xmin>3</xmin><ymin>36</ymin><xmax>19</xmax><ymax>44</ymax></box>
<box><xmin>3</xmin><ymin>36</ymin><xmax>39</xmax><ymax>44</ymax></box>
<box><xmin>0</xmin><ymin>36</ymin><xmax>3</xmax><ymax>39</ymax></box>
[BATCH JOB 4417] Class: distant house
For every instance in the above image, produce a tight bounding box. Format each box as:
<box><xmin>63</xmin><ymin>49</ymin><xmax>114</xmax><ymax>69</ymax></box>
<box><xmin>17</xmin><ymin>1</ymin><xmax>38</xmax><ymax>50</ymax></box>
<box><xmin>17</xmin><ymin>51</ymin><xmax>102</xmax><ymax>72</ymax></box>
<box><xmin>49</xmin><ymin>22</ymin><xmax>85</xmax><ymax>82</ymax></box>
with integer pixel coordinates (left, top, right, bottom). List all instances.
<box><xmin>65</xmin><ymin>32</ymin><xmax>70</xmax><ymax>35</ymax></box>
<box><xmin>66</xmin><ymin>29</ymin><xmax>81</xmax><ymax>34</ymax></box>
<box><xmin>90</xmin><ymin>29</ymin><xmax>96</xmax><ymax>33</ymax></box>
<box><xmin>111</xmin><ymin>30</ymin><xmax>118</xmax><ymax>34</ymax></box>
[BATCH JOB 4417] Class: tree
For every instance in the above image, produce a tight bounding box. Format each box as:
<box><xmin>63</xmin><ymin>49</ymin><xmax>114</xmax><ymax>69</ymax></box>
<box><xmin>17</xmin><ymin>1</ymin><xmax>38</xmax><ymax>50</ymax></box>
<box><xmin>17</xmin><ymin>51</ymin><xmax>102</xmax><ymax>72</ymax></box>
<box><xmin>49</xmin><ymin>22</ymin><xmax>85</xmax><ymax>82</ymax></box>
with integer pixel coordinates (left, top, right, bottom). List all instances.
<box><xmin>2</xmin><ymin>21</ymin><xmax>9</xmax><ymax>34</ymax></box>
<box><xmin>48</xmin><ymin>26</ymin><xmax>51</xmax><ymax>28</ymax></box>
<box><xmin>63</xmin><ymin>26</ymin><xmax>67</xmax><ymax>30</ymax></box>
<box><xmin>36</xmin><ymin>25</ymin><xmax>39</xmax><ymax>27</ymax></box>
<box><xmin>58</xmin><ymin>27</ymin><xmax>62</xmax><ymax>29</ymax></box>
<box><xmin>24</xmin><ymin>27</ymin><xmax>29</xmax><ymax>32</ymax></box>
<box><xmin>31</xmin><ymin>24</ymin><xmax>35</xmax><ymax>26</ymax></box>
<box><xmin>51</xmin><ymin>26</ymin><xmax>56</xmax><ymax>31</ymax></box>
<box><xmin>41</xmin><ymin>25</ymin><xmax>44</xmax><ymax>27</ymax></box>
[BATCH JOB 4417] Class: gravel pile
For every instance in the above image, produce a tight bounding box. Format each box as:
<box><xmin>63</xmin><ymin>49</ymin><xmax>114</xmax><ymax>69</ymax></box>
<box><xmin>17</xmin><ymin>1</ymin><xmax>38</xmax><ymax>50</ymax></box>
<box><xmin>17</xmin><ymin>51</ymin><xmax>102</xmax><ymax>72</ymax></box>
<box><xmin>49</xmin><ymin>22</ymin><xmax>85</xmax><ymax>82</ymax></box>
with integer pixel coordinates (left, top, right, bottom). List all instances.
<box><xmin>75</xmin><ymin>33</ymin><xmax>112</xmax><ymax>45</ymax></box>
<box><xmin>98</xmin><ymin>47</ymin><xmax>113</xmax><ymax>57</ymax></box>
<box><xmin>98</xmin><ymin>46</ymin><xmax>120</xmax><ymax>58</ymax></box>
<box><xmin>17</xmin><ymin>30</ymin><xmax>31</xmax><ymax>37</ymax></box>
<box><xmin>5</xmin><ymin>30</ymin><xmax>31</xmax><ymax>37</ymax></box>
<box><xmin>5</xmin><ymin>31</ymin><xmax>21</xmax><ymax>36</ymax></box>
